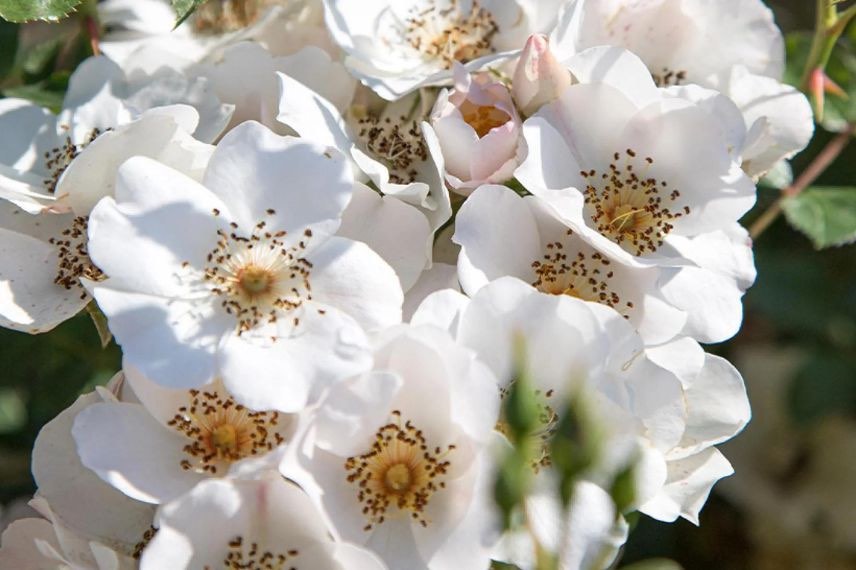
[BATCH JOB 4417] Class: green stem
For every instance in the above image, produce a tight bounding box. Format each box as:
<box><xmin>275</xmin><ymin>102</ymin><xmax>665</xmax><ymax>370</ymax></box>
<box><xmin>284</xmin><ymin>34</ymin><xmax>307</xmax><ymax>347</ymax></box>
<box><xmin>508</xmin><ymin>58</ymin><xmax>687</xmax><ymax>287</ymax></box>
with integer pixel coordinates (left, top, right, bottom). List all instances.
<box><xmin>749</xmin><ymin>123</ymin><xmax>854</xmax><ymax>239</ymax></box>
<box><xmin>801</xmin><ymin>0</ymin><xmax>853</xmax><ymax>88</ymax></box>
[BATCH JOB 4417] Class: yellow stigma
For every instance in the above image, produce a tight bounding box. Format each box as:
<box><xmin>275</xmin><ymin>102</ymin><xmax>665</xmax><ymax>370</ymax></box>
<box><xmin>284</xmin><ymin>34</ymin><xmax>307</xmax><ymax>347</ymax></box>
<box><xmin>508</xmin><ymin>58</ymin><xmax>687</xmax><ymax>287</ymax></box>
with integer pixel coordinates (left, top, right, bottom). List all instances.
<box><xmin>460</xmin><ymin>100</ymin><xmax>509</xmax><ymax>138</ymax></box>
<box><xmin>210</xmin><ymin>423</ymin><xmax>239</xmax><ymax>454</ymax></box>
<box><xmin>383</xmin><ymin>463</ymin><xmax>413</xmax><ymax>494</ymax></box>
<box><xmin>237</xmin><ymin>265</ymin><xmax>273</xmax><ymax>297</ymax></box>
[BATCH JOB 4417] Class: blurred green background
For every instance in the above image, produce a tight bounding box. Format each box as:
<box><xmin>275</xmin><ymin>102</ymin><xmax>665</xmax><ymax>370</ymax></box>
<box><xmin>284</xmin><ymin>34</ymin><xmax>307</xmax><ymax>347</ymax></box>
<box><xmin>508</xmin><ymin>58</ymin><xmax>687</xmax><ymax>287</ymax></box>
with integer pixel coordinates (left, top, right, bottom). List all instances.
<box><xmin>0</xmin><ymin>2</ymin><xmax>854</xmax><ymax>569</ymax></box>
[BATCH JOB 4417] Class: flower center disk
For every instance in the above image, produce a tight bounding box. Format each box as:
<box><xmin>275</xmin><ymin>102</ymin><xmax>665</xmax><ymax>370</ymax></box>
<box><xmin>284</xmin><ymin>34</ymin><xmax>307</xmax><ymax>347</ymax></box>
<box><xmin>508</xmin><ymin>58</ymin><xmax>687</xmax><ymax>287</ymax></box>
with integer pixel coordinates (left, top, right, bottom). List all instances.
<box><xmin>200</xmin><ymin>209</ymin><xmax>316</xmax><ymax>334</ymax></box>
<box><xmin>169</xmin><ymin>389</ymin><xmax>284</xmax><ymax>474</ymax></box>
<box><xmin>345</xmin><ymin>410</ymin><xmax>455</xmax><ymax>530</ymax></box>
<box><xmin>581</xmin><ymin>149</ymin><xmax>689</xmax><ymax>255</ymax></box>
<box><xmin>403</xmin><ymin>0</ymin><xmax>499</xmax><ymax>69</ymax></box>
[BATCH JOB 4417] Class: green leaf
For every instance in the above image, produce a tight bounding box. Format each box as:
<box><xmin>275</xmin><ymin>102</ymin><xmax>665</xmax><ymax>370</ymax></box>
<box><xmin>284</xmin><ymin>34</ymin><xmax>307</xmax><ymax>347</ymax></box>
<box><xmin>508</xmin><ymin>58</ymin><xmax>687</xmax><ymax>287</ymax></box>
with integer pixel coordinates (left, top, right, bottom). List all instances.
<box><xmin>782</xmin><ymin>187</ymin><xmax>856</xmax><ymax>249</ymax></box>
<box><xmin>0</xmin><ymin>387</ymin><xmax>26</xmax><ymax>434</ymax></box>
<box><xmin>0</xmin><ymin>0</ymin><xmax>83</xmax><ymax>23</ymax></box>
<box><xmin>620</xmin><ymin>559</ymin><xmax>683</xmax><ymax>570</ymax></box>
<box><xmin>2</xmin><ymin>81</ymin><xmax>65</xmax><ymax>112</ymax></box>
<box><xmin>171</xmin><ymin>0</ymin><xmax>208</xmax><ymax>28</ymax></box>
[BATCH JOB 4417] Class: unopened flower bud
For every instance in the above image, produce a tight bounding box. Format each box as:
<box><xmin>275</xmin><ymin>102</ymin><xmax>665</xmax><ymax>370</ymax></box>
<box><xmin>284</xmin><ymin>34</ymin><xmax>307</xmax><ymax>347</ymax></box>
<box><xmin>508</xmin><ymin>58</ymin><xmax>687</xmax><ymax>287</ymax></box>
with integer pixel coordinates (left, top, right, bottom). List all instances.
<box><xmin>512</xmin><ymin>34</ymin><xmax>572</xmax><ymax>117</ymax></box>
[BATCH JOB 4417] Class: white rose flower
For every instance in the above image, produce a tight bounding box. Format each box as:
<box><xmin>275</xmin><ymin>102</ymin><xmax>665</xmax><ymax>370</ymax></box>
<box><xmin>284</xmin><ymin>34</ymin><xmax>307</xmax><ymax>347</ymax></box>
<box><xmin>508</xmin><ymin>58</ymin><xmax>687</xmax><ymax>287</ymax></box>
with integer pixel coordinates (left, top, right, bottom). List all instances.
<box><xmin>99</xmin><ymin>0</ymin><xmax>336</xmax><ymax>68</ymax></box>
<box><xmin>453</xmin><ymin>184</ymin><xmax>687</xmax><ymax>344</ymax></box>
<box><xmin>515</xmin><ymin>47</ymin><xmax>757</xmax><ymax>342</ymax></box>
<box><xmin>191</xmin><ymin>41</ymin><xmax>356</xmax><ymax>136</ymax></box>
<box><xmin>414</xmin><ymin>278</ymin><xmax>750</xmax><ymax>525</ymax></box>
<box><xmin>425</xmin><ymin>65</ymin><xmax>523</xmax><ymax>194</ymax></box>
<box><xmin>72</xmin><ymin>365</ymin><xmax>295</xmax><ymax>505</ymax></box>
<box><xmin>29</xmin><ymin>382</ymin><xmax>157</xmax><ymax>562</ymax></box>
<box><xmin>87</xmin><ymin>121</ymin><xmax>403</xmax><ymax>411</ymax></box>
<box><xmin>550</xmin><ymin>0</ymin><xmax>813</xmax><ymax>177</ymax></box>
<box><xmin>140</xmin><ymin>474</ymin><xmax>386</xmax><ymax>570</ymax></box>
<box><xmin>59</xmin><ymin>52</ymin><xmax>233</xmax><ymax>144</ymax></box>
<box><xmin>0</xmin><ymin>497</ymin><xmax>136</xmax><ymax>570</ymax></box>
<box><xmin>323</xmin><ymin>0</ymin><xmax>566</xmax><ymax>100</ymax></box>
<box><xmin>284</xmin><ymin>324</ymin><xmax>501</xmax><ymax>569</ymax></box>
<box><xmin>277</xmin><ymin>72</ymin><xmax>452</xmax><ymax>230</ymax></box>
<box><xmin>0</xmin><ymin>106</ymin><xmax>213</xmax><ymax>333</ymax></box>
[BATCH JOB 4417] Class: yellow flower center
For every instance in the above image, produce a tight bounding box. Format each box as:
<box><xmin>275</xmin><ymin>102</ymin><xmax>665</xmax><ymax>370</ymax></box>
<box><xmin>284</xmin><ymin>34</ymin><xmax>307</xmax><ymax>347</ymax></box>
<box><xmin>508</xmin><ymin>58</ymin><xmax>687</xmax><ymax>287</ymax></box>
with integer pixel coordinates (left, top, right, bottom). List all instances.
<box><xmin>345</xmin><ymin>410</ymin><xmax>455</xmax><ymax>531</ymax></box>
<box><xmin>460</xmin><ymin>100</ymin><xmax>509</xmax><ymax>138</ymax></box>
<box><xmin>582</xmin><ymin>149</ymin><xmax>689</xmax><ymax>255</ymax></box>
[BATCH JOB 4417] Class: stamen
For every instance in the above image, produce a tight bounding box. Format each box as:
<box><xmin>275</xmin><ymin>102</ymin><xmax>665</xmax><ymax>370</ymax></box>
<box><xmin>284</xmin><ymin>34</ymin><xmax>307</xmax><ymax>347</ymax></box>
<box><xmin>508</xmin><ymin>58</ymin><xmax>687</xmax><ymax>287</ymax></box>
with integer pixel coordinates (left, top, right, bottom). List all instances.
<box><xmin>200</xmin><ymin>209</ymin><xmax>316</xmax><ymax>334</ymax></box>
<box><xmin>356</xmin><ymin>115</ymin><xmax>428</xmax><ymax>184</ymax></box>
<box><xmin>345</xmin><ymin>410</ymin><xmax>455</xmax><ymax>531</ymax></box>
<box><xmin>192</xmin><ymin>0</ymin><xmax>281</xmax><ymax>34</ymax></box>
<box><xmin>48</xmin><ymin>215</ymin><xmax>106</xmax><ymax>298</ymax></box>
<box><xmin>168</xmin><ymin>389</ymin><xmax>285</xmax><ymax>475</ymax></box>
<box><xmin>531</xmin><ymin>234</ymin><xmax>635</xmax><ymax>317</ymax></box>
<box><xmin>581</xmin><ymin>149</ymin><xmax>687</xmax><ymax>255</ymax></box>
<box><xmin>43</xmin><ymin>128</ymin><xmax>102</xmax><ymax>194</ymax></box>
<box><xmin>651</xmin><ymin>68</ymin><xmax>688</xmax><ymax>87</ymax></box>
<box><xmin>459</xmin><ymin>99</ymin><xmax>509</xmax><ymax>137</ymax></box>
<box><xmin>220</xmin><ymin>535</ymin><xmax>298</xmax><ymax>570</ymax></box>
<box><xmin>402</xmin><ymin>0</ymin><xmax>499</xmax><ymax>69</ymax></box>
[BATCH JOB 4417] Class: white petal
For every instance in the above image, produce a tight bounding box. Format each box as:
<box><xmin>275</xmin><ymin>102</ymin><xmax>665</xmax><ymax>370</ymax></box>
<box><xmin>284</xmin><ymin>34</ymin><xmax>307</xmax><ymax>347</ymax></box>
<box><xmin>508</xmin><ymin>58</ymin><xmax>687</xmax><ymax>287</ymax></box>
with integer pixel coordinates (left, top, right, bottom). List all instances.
<box><xmin>32</xmin><ymin>392</ymin><xmax>156</xmax><ymax>549</ymax></box>
<box><xmin>73</xmin><ymin>402</ymin><xmax>204</xmax><ymax>504</ymax></box>
<box><xmin>88</xmin><ymin>156</ymin><xmax>228</xmax><ymax>297</ymax></box>
<box><xmin>219</xmin><ymin>305</ymin><xmax>372</xmax><ymax>412</ymax></box>
<box><xmin>671</xmin><ymin>354</ymin><xmax>751</xmax><ymax>458</ymax></box>
<box><xmin>307</xmin><ymin>236</ymin><xmax>403</xmax><ymax>331</ymax></box>
<box><xmin>640</xmin><ymin>448</ymin><xmax>734</xmax><ymax>525</ymax></box>
<box><xmin>203</xmin><ymin>121</ymin><xmax>352</xmax><ymax>233</ymax></box>
<box><xmin>57</xmin><ymin>106</ymin><xmax>213</xmax><ymax>215</ymax></box>
<box><xmin>453</xmin><ymin>184</ymin><xmax>541</xmax><ymax>294</ymax></box>
<box><xmin>338</xmin><ymin>183</ymin><xmax>431</xmax><ymax>292</ymax></box>
<box><xmin>91</xmin><ymin>287</ymin><xmax>227</xmax><ymax>389</ymax></box>
<box><xmin>0</xmin><ymin>226</ymin><xmax>88</xmax><ymax>333</ymax></box>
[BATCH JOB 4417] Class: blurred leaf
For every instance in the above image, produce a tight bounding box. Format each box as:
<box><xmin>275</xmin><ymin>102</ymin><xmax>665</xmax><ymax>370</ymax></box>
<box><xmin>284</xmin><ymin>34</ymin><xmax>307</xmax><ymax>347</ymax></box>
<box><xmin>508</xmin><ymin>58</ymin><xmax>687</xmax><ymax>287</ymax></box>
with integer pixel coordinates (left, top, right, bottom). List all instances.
<box><xmin>610</xmin><ymin>462</ymin><xmax>637</xmax><ymax>515</ymax></box>
<box><xmin>783</xmin><ymin>32</ymin><xmax>811</xmax><ymax>88</ymax></box>
<box><xmin>18</xmin><ymin>35</ymin><xmax>62</xmax><ymax>77</ymax></box>
<box><xmin>0</xmin><ymin>388</ymin><xmax>26</xmax><ymax>434</ymax></box>
<box><xmin>759</xmin><ymin>160</ymin><xmax>794</xmax><ymax>190</ymax></box>
<box><xmin>3</xmin><ymin>81</ymin><xmax>63</xmax><ymax>112</ymax></box>
<box><xmin>490</xmin><ymin>562</ymin><xmax>521</xmax><ymax>570</ymax></box>
<box><xmin>620</xmin><ymin>560</ymin><xmax>683</xmax><ymax>570</ymax></box>
<box><xmin>0</xmin><ymin>20</ymin><xmax>17</xmax><ymax>78</ymax></box>
<box><xmin>788</xmin><ymin>350</ymin><xmax>856</xmax><ymax>425</ymax></box>
<box><xmin>782</xmin><ymin>187</ymin><xmax>856</xmax><ymax>248</ymax></box>
<box><xmin>172</xmin><ymin>0</ymin><xmax>208</xmax><ymax>27</ymax></box>
<box><xmin>0</xmin><ymin>0</ymin><xmax>83</xmax><ymax>23</ymax></box>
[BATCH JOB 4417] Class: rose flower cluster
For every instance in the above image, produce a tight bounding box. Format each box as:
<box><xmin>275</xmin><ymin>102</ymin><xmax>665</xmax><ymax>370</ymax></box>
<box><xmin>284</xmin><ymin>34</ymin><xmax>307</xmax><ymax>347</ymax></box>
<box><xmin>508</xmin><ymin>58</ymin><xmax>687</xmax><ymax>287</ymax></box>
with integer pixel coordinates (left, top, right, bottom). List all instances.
<box><xmin>0</xmin><ymin>1</ymin><xmax>812</xmax><ymax>569</ymax></box>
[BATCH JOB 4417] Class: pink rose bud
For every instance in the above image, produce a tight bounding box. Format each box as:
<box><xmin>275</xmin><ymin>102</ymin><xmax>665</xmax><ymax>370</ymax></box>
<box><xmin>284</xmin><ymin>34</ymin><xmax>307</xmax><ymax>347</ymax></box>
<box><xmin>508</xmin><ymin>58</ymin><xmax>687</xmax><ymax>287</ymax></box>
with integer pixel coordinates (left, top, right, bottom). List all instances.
<box><xmin>428</xmin><ymin>65</ymin><xmax>523</xmax><ymax>194</ymax></box>
<box><xmin>512</xmin><ymin>34</ymin><xmax>572</xmax><ymax>117</ymax></box>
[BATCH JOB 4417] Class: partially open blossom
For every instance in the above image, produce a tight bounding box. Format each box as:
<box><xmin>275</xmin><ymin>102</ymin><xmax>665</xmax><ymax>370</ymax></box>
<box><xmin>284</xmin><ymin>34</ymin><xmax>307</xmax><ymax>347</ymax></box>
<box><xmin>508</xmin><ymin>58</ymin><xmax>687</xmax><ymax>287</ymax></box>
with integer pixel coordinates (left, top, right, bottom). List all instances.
<box><xmin>426</xmin><ymin>66</ymin><xmax>522</xmax><ymax>193</ymax></box>
<box><xmin>512</xmin><ymin>34</ymin><xmax>572</xmax><ymax>117</ymax></box>
<box><xmin>140</xmin><ymin>475</ymin><xmax>385</xmax><ymax>570</ymax></box>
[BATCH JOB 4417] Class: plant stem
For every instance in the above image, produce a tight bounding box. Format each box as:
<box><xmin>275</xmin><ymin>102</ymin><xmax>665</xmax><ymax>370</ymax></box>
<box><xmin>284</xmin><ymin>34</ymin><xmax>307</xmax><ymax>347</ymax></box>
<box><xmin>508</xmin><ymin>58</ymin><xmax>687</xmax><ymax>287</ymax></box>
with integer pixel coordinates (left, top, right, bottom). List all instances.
<box><xmin>749</xmin><ymin>123</ymin><xmax>854</xmax><ymax>238</ymax></box>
